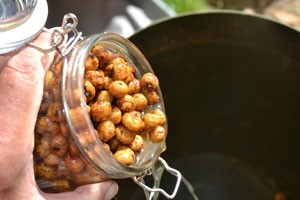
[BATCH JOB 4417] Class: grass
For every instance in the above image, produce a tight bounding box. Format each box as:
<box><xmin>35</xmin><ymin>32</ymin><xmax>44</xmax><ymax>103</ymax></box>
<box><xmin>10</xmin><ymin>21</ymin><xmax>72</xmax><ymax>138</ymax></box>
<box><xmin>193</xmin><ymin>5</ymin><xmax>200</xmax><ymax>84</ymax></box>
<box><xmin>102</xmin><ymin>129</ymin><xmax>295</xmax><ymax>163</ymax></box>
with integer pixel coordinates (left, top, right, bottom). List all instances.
<box><xmin>162</xmin><ymin>0</ymin><xmax>211</xmax><ymax>13</ymax></box>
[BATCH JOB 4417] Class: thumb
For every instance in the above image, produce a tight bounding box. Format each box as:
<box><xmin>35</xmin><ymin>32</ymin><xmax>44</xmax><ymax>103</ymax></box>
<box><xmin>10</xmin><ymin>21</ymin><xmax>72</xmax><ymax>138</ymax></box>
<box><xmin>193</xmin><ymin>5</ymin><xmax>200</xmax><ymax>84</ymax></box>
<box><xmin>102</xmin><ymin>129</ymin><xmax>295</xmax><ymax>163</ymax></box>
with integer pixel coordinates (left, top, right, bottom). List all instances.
<box><xmin>42</xmin><ymin>181</ymin><xmax>119</xmax><ymax>200</ymax></box>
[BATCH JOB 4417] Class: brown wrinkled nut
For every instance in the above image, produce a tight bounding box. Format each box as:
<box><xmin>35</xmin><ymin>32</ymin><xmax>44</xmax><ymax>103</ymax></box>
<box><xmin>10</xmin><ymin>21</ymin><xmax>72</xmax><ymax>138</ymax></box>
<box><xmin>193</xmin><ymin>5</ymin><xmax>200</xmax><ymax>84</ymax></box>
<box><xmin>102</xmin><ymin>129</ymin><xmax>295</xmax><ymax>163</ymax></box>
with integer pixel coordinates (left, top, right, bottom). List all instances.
<box><xmin>35</xmin><ymin>136</ymin><xmax>51</xmax><ymax>158</ymax></box>
<box><xmin>83</xmin><ymin>130</ymin><xmax>96</xmax><ymax>144</ymax></box>
<box><xmin>133</xmin><ymin>93</ymin><xmax>148</xmax><ymax>111</ymax></box>
<box><xmin>35</xmin><ymin>116</ymin><xmax>60</xmax><ymax>134</ymax></box>
<box><xmin>59</xmin><ymin>123</ymin><xmax>69</xmax><ymax>137</ymax></box>
<box><xmin>113</xmin><ymin>146</ymin><xmax>135</xmax><ymax>165</ymax></box>
<box><xmin>111</xmin><ymin>63</ymin><xmax>134</xmax><ymax>83</ymax></box>
<box><xmin>68</xmin><ymin>107</ymin><xmax>87</xmax><ymax>131</ymax></box>
<box><xmin>125</xmin><ymin>62</ymin><xmax>136</xmax><ymax>74</ymax></box>
<box><xmin>84</xmin><ymin>80</ymin><xmax>96</xmax><ymax>102</ymax></box>
<box><xmin>97</xmin><ymin>120</ymin><xmax>116</xmax><ymax>142</ymax></box>
<box><xmin>93</xmin><ymin>143</ymin><xmax>112</xmax><ymax>157</ymax></box>
<box><xmin>44</xmin><ymin>153</ymin><xmax>61</xmax><ymax>166</ymax></box>
<box><xmin>39</xmin><ymin>91</ymin><xmax>51</xmax><ymax>113</ymax></box>
<box><xmin>72</xmin><ymin>88</ymin><xmax>82</xmax><ymax>104</ymax></box>
<box><xmin>36</xmin><ymin>161</ymin><xmax>55</xmax><ymax>180</ymax></box>
<box><xmin>77</xmin><ymin>133</ymin><xmax>88</xmax><ymax>148</ymax></box>
<box><xmin>44</xmin><ymin>70</ymin><xmax>55</xmax><ymax>90</ymax></box>
<box><xmin>68</xmin><ymin>141</ymin><xmax>80</xmax><ymax>157</ymax></box>
<box><xmin>43</xmin><ymin>90</ymin><xmax>52</xmax><ymax>101</ymax></box>
<box><xmin>116</xmin><ymin>94</ymin><xmax>136</xmax><ymax>112</ymax></box>
<box><xmin>108</xmin><ymin>80</ymin><xmax>128</xmax><ymax>98</ymax></box>
<box><xmin>64</xmin><ymin>155</ymin><xmax>85</xmax><ymax>174</ymax></box>
<box><xmin>50</xmin><ymin>135</ymin><xmax>68</xmax><ymax>157</ymax></box>
<box><xmin>108</xmin><ymin>106</ymin><xmax>122</xmax><ymax>125</ymax></box>
<box><xmin>72</xmin><ymin>170</ymin><xmax>93</xmax><ymax>186</ymax></box>
<box><xmin>51</xmin><ymin>179</ymin><xmax>71</xmax><ymax>191</ymax></box>
<box><xmin>143</xmin><ymin>109</ymin><xmax>166</xmax><ymax>129</ymax></box>
<box><xmin>143</xmin><ymin>90</ymin><xmax>159</xmax><ymax>105</ymax></box>
<box><xmin>85</xmin><ymin>70</ymin><xmax>104</xmax><ymax>89</ymax></box>
<box><xmin>55</xmin><ymin>160</ymin><xmax>70</xmax><ymax>178</ymax></box>
<box><xmin>128</xmin><ymin>79</ymin><xmax>141</xmax><ymax>95</ymax></box>
<box><xmin>103</xmin><ymin>76</ymin><xmax>113</xmax><ymax>90</ymax></box>
<box><xmin>72</xmin><ymin>169</ymin><xmax>102</xmax><ymax>186</ymax></box>
<box><xmin>122</xmin><ymin>111</ymin><xmax>144</xmax><ymax>132</ymax></box>
<box><xmin>110</xmin><ymin>54</ymin><xmax>126</xmax><ymax>64</ymax></box>
<box><xmin>115</xmin><ymin>125</ymin><xmax>136</xmax><ymax>145</ymax></box>
<box><xmin>52</xmin><ymin>58</ymin><xmax>63</xmax><ymax>76</ymax></box>
<box><xmin>97</xmin><ymin>90</ymin><xmax>113</xmax><ymax>102</ymax></box>
<box><xmin>90</xmin><ymin>101</ymin><xmax>112</xmax><ymax>122</ymax></box>
<box><xmin>91</xmin><ymin>45</ymin><xmax>108</xmax><ymax>68</ymax></box>
<box><xmin>86</xmin><ymin>172</ymin><xmax>102</xmax><ymax>185</ymax></box>
<box><xmin>85</xmin><ymin>54</ymin><xmax>99</xmax><ymax>71</ymax></box>
<box><xmin>140</xmin><ymin>72</ymin><xmax>159</xmax><ymax>91</ymax></box>
<box><xmin>129</xmin><ymin>135</ymin><xmax>144</xmax><ymax>151</ymax></box>
<box><xmin>52</xmin><ymin>87</ymin><xmax>61</xmax><ymax>102</ymax></box>
<box><xmin>47</xmin><ymin>103</ymin><xmax>64</xmax><ymax>123</ymax></box>
<box><xmin>151</xmin><ymin>109</ymin><xmax>166</xmax><ymax>125</ymax></box>
<box><xmin>149</xmin><ymin>126</ymin><xmax>166</xmax><ymax>143</ymax></box>
<box><xmin>47</xmin><ymin>103</ymin><xmax>58</xmax><ymax>122</ymax></box>
<box><xmin>104</xmin><ymin>63</ymin><xmax>114</xmax><ymax>77</ymax></box>
<box><xmin>142</xmin><ymin>112</ymin><xmax>161</xmax><ymax>129</ymax></box>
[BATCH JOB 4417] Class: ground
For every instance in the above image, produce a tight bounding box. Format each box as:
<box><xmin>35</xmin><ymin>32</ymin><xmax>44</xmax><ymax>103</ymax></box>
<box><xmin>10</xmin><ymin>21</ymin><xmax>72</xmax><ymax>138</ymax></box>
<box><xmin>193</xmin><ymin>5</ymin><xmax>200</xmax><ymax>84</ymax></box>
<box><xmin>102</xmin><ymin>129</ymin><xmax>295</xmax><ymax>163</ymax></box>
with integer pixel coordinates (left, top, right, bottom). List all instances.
<box><xmin>262</xmin><ymin>0</ymin><xmax>300</xmax><ymax>29</ymax></box>
<box><xmin>227</xmin><ymin>0</ymin><xmax>300</xmax><ymax>30</ymax></box>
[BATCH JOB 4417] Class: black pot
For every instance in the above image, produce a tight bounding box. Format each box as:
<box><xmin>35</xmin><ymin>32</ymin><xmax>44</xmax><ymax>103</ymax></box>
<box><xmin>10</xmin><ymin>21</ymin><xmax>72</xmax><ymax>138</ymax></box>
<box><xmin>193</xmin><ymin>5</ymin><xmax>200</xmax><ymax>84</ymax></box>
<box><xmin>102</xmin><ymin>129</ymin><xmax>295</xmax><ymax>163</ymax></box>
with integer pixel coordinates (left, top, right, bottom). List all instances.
<box><xmin>116</xmin><ymin>11</ymin><xmax>300</xmax><ymax>200</ymax></box>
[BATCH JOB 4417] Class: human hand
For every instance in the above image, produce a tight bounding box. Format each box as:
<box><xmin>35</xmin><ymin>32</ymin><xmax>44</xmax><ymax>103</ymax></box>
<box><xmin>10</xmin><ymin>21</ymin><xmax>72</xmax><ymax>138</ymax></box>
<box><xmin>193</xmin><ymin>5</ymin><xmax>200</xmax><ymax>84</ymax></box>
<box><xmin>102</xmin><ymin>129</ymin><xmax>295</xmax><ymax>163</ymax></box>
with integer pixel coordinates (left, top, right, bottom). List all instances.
<box><xmin>0</xmin><ymin>32</ymin><xmax>118</xmax><ymax>200</ymax></box>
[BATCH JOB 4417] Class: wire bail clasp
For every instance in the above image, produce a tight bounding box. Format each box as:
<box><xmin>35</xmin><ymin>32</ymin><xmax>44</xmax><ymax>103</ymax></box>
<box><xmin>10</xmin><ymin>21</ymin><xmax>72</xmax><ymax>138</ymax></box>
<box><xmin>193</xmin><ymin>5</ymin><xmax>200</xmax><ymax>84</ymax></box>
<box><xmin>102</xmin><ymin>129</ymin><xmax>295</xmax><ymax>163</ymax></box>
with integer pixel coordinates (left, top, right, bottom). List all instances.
<box><xmin>133</xmin><ymin>157</ymin><xmax>182</xmax><ymax>199</ymax></box>
<box><xmin>27</xmin><ymin>13</ymin><xmax>82</xmax><ymax>56</ymax></box>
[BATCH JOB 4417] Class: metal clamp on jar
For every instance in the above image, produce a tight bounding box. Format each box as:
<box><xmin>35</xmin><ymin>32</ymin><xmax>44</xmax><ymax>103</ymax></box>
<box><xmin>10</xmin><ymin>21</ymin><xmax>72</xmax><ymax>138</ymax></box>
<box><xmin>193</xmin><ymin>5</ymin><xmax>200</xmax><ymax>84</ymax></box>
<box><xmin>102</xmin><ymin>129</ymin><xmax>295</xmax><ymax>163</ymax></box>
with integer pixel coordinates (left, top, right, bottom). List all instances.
<box><xmin>0</xmin><ymin>1</ymin><xmax>181</xmax><ymax>199</ymax></box>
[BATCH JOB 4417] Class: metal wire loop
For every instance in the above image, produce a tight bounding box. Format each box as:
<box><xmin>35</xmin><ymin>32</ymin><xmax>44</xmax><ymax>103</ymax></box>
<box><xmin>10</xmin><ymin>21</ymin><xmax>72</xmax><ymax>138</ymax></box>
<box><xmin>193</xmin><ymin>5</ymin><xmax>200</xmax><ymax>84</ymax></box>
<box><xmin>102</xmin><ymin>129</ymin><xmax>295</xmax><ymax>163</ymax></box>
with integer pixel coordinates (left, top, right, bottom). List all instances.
<box><xmin>61</xmin><ymin>13</ymin><xmax>78</xmax><ymax>35</ymax></box>
<box><xmin>133</xmin><ymin>157</ymin><xmax>182</xmax><ymax>199</ymax></box>
<box><xmin>27</xmin><ymin>13</ymin><xmax>82</xmax><ymax>55</ymax></box>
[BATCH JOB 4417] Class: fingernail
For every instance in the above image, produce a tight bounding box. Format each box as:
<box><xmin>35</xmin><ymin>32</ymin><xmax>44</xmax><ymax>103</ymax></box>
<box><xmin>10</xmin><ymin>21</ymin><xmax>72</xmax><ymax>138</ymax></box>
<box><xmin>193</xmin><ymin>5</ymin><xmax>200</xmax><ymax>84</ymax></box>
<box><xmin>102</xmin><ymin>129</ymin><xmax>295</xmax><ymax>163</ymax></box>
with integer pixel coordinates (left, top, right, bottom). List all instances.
<box><xmin>104</xmin><ymin>182</ymin><xmax>118</xmax><ymax>200</ymax></box>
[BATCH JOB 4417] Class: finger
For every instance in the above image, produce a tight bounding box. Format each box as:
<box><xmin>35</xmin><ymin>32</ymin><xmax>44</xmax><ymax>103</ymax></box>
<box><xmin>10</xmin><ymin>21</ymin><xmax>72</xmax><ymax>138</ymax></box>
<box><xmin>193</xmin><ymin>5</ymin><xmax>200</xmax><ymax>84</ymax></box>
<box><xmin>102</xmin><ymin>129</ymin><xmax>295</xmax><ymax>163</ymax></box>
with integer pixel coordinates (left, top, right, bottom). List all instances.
<box><xmin>0</xmin><ymin>52</ymin><xmax>14</xmax><ymax>73</ymax></box>
<box><xmin>42</xmin><ymin>181</ymin><xmax>119</xmax><ymax>200</ymax></box>
<box><xmin>0</xmin><ymin>32</ymin><xmax>54</xmax><ymax>72</ymax></box>
<box><xmin>0</xmin><ymin>32</ymin><xmax>55</xmax><ymax>184</ymax></box>
<box><xmin>0</xmin><ymin>31</ymin><xmax>55</xmax><ymax>142</ymax></box>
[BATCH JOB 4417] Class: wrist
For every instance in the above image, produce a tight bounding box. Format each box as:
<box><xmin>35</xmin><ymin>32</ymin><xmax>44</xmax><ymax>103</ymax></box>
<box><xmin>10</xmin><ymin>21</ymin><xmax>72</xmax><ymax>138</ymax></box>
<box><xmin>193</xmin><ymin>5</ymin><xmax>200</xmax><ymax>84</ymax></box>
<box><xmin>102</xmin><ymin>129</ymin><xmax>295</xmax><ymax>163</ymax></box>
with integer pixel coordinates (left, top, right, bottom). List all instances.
<box><xmin>0</xmin><ymin>162</ymin><xmax>42</xmax><ymax>200</ymax></box>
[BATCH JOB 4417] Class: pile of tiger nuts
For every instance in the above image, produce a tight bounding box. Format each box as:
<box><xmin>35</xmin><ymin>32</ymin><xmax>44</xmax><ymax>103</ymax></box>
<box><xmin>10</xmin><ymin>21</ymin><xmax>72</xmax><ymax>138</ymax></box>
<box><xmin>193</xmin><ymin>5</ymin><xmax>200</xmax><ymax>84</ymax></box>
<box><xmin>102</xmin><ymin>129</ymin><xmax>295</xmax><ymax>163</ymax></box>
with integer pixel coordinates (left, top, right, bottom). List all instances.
<box><xmin>34</xmin><ymin>43</ymin><xmax>167</xmax><ymax>191</ymax></box>
<box><xmin>83</xmin><ymin>44</ymin><xmax>167</xmax><ymax>164</ymax></box>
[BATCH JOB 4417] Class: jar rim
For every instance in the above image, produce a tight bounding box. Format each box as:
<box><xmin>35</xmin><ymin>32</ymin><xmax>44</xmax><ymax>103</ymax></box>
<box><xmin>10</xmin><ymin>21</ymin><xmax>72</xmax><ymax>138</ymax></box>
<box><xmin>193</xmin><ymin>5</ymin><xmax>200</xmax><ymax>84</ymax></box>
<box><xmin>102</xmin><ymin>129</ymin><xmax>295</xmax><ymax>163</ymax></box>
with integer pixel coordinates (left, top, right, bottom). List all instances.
<box><xmin>0</xmin><ymin>0</ymin><xmax>47</xmax><ymax>54</ymax></box>
<box><xmin>0</xmin><ymin>0</ymin><xmax>37</xmax><ymax>27</ymax></box>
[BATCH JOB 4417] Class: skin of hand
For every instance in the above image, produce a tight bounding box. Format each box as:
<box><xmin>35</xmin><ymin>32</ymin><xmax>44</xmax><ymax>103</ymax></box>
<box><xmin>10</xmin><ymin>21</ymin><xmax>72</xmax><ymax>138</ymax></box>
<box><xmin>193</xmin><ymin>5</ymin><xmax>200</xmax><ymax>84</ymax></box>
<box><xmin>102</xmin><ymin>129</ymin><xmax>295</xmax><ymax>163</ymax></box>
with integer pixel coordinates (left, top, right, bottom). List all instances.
<box><xmin>0</xmin><ymin>32</ymin><xmax>118</xmax><ymax>200</ymax></box>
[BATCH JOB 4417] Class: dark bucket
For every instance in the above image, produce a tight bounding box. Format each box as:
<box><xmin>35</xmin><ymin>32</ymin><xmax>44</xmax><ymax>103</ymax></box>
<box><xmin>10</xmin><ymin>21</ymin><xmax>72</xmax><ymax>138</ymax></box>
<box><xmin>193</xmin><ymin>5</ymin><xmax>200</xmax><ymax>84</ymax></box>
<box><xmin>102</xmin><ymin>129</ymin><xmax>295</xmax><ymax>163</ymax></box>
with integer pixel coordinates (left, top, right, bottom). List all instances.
<box><xmin>116</xmin><ymin>11</ymin><xmax>300</xmax><ymax>200</ymax></box>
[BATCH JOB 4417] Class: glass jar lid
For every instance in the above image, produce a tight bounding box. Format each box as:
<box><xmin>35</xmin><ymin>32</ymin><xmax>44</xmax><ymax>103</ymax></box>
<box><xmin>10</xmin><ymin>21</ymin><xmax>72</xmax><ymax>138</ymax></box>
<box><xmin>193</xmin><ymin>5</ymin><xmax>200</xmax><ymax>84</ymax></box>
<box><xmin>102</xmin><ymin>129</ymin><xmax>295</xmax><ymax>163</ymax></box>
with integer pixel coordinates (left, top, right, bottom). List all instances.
<box><xmin>0</xmin><ymin>0</ymin><xmax>48</xmax><ymax>54</ymax></box>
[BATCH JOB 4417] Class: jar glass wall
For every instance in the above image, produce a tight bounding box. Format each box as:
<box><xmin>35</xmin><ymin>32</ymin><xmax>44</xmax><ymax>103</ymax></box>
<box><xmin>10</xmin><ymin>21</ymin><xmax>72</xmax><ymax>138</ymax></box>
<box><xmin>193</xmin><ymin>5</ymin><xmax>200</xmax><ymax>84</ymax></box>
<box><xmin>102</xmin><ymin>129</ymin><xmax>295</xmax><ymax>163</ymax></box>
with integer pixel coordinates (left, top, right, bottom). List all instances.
<box><xmin>34</xmin><ymin>32</ymin><xmax>168</xmax><ymax>192</ymax></box>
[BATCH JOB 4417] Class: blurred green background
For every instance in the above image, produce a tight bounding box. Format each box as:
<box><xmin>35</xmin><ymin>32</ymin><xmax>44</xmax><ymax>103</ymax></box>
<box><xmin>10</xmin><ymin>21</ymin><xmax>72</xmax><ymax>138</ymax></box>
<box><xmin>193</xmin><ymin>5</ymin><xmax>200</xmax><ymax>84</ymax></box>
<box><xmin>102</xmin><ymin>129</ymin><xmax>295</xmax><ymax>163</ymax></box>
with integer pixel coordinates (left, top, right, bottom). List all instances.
<box><xmin>162</xmin><ymin>0</ymin><xmax>275</xmax><ymax>13</ymax></box>
<box><xmin>162</xmin><ymin>0</ymin><xmax>211</xmax><ymax>13</ymax></box>
<box><xmin>161</xmin><ymin>0</ymin><xmax>300</xmax><ymax>30</ymax></box>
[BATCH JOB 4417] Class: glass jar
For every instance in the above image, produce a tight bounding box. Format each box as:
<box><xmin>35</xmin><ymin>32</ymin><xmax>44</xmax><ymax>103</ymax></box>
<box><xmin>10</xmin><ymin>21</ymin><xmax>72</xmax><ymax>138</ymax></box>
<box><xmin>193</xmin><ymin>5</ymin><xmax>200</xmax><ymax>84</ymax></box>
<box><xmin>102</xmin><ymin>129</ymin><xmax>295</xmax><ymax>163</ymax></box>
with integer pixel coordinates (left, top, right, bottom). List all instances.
<box><xmin>0</xmin><ymin>0</ymin><xmax>37</xmax><ymax>29</ymax></box>
<box><xmin>33</xmin><ymin>14</ymin><xmax>181</xmax><ymax>198</ymax></box>
<box><xmin>0</xmin><ymin>0</ymin><xmax>48</xmax><ymax>54</ymax></box>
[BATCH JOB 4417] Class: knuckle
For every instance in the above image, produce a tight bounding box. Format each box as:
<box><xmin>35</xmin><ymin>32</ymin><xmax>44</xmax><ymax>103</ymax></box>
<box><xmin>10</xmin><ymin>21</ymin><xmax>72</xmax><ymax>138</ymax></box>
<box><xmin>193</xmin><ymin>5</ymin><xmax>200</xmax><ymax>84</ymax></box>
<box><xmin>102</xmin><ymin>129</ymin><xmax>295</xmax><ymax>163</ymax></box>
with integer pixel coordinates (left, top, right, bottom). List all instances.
<box><xmin>7</xmin><ymin>54</ymin><xmax>44</xmax><ymax>84</ymax></box>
